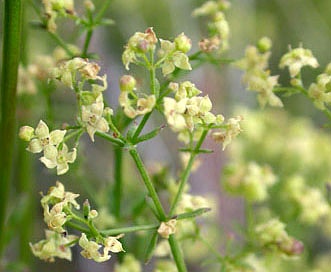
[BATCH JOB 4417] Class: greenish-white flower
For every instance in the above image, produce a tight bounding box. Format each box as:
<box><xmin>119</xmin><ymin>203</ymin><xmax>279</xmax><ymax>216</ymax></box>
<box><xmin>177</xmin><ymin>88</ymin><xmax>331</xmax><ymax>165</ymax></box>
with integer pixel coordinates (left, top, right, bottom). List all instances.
<box><xmin>79</xmin><ymin>233</ymin><xmax>124</xmax><ymax>263</ymax></box>
<box><xmin>26</xmin><ymin>120</ymin><xmax>66</xmax><ymax>153</ymax></box>
<box><xmin>40</xmin><ymin>144</ymin><xmax>77</xmax><ymax>175</ymax></box>
<box><xmin>279</xmin><ymin>47</ymin><xmax>319</xmax><ymax>77</ymax></box>
<box><xmin>30</xmin><ymin>230</ymin><xmax>77</xmax><ymax>262</ymax></box>
<box><xmin>81</xmin><ymin>93</ymin><xmax>110</xmax><ymax>141</ymax></box>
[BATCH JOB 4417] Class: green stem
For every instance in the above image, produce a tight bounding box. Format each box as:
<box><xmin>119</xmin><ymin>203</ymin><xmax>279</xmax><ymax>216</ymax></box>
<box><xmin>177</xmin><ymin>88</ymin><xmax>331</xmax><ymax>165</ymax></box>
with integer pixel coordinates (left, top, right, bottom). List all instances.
<box><xmin>129</xmin><ymin>148</ymin><xmax>166</xmax><ymax>221</ymax></box>
<box><xmin>169</xmin><ymin>129</ymin><xmax>209</xmax><ymax>216</ymax></box>
<box><xmin>48</xmin><ymin>31</ymin><xmax>75</xmax><ymax>57</ymax></box>
<box><xmin>132</xmin><ymin>112</ymin><xmax>152</xmax><ymax>140</ymax></box>
<box><xmin>95</xmin><ymin>0</ymin><xmax>112</xmax><ymax>23</ymax></box>
<box><xmin>95</xmin><ymin>131</ymin><xmax>125</xmax><ymax>146</ymax></box>
<box><xmin>0</xmin><ymin>0</ymin><xmax>23</xmax><ymax>256</ymax></box>
<box><xmin>113</xmin><ymin>147</ymin><xmax>123</xmax><ymax>218</ymax></box>
<box><xmin>102</xmin><ymin>223</ymin><xmax>159</xmax><ymax>236</ymax></box>
<box><xmin>168</xmin><ymin>235</ymin><xmax>187</xmax><ymax>272</ymax></box>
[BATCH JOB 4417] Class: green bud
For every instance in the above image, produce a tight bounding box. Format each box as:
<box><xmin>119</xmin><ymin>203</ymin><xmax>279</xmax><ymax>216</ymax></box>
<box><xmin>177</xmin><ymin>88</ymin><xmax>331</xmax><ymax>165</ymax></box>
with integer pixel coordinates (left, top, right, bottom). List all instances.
<box><xmin>257</xmin><ymin>37</ymin><xmax>272</xmax><ymax>53</ymax></box>
<box><xmin>19</xmin><ymin>126</ymin><xmax>35</xmax><ymax>141</ymax></box>
<box><xmin>83</xmin><ymin>199</ymin><xmax>91</xmax><ymax>219</ymax></box>
<box><xmin>119</xmin><ymin>75</ymin><xmax>136</xmax><ymax>92</ymax></box>
<box><xmin>174</xmin><ymin>33</ymin><xmax>192</xmax><ymax>53</ymax></box>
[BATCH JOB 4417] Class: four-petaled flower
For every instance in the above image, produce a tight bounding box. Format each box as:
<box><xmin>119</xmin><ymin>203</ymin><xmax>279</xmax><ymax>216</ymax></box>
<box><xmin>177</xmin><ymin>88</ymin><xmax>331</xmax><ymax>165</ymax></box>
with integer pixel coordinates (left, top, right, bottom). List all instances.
<box><xmin>40</xmin><ymin>144</ymin><xmax>77</xmax><ymax>175</ymax></box>
<box><xmin>26</xmin><ymin>120</ymin><xmax>66</xmax><ymax>153</ymax></box>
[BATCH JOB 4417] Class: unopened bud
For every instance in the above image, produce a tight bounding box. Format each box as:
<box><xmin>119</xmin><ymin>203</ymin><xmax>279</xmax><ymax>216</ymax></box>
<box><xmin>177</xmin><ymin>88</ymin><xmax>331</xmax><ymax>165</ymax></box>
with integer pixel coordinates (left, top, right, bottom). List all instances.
<box><xmin>83</xmin><ymin>199</ymin><xmax>91</xmax><ymax>219</ymax></box>
<box><xmin>174</xmin><ymin>33</ymin><xmax>192</xmax><ymax>53</ymax></box>
<box><xmin>84</xmin><ymin>0</ymin><xmax>95</xmax><ymax>12</ymax></box>
<box><xmin>257</xmin><ymin>37</ymin><xmax>272</xmax><ymax>53</ymax></box>
<box><xmin>19</xmin><ymin>126</ymin><xmax>35</xmax><ymax>141</ymax></box>
<box><xmin>119</xmin><ymin>75</ymin><xmax>136</xmax><ymax>92</ymax></box>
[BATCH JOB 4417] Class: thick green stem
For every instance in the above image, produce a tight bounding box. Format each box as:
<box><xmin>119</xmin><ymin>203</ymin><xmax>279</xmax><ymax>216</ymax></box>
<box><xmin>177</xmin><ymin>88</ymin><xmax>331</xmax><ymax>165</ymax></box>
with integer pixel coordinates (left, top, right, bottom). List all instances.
<box><xmin>113</xmin><ymin>147</ymin><xmax>123</xmax><ymax>218</ymax></box>
<box><xmin>129</xmin><ymin>148</ymin><xmax>166</xmax><ymax>221</ymax></box>
<box><xmin>0</xmin><ymin>0</ymin><xmax>23</xmax><ymax>256</ymax></box>
<box><xmin>169</xmin><ymin>129</ymin><xmax>209</xmax><ymax>216</ymax></box>
<box><xmin>168</xmin><ymin>235</ymin><xmax>187</xmax><ymax>272</ymax></box>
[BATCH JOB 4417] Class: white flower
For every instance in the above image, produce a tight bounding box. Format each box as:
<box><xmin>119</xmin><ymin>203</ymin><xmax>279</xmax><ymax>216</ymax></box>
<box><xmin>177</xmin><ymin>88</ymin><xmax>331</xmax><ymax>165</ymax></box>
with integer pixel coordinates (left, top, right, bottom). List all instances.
<box><xmin>81</xmin><ymin>93</ymin><xmax>109</xmax><ymax>141</ymax></box>
<box><xmin>26</xmin><ymin>120</ymin><xmax>66</xmax><ymax>153</ymax></box>
<box><xmin>279</xmin><ymin>47</ymin><xmax>319</xmax><ymax>77</ymax></box>
<box><xmin>30</xmin><ymin>230</ymin><xmax>77</xmax><ymax>262</ymax></box>
<box><xmin>40</xmin><ymin>144</ymin><xmax>77</xmax><ymax>175</ymax></box>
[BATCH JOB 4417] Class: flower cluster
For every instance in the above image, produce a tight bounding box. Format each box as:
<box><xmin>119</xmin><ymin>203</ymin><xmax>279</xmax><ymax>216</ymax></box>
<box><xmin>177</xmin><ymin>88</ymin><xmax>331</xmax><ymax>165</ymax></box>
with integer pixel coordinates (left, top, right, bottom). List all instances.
<box><xmin>42</xmin><ymin>0</ymin><xmax>76</xmax><ymax>33</ymax></box>
<box><xmin>19</xmin><ymin>120</ymin><xmax>76</xmax><ymax>175</ymax></box>
<box><xmin>163</xmin><ymin>81</ymin><xmax>224</xmax><ymax>144</ymax></box>
<box><xmin>223</xmin><ymin>162</ymin><xmax>277</xmax><ymax>202</ymax></box>
<box><xmin>255</xmin><ymin>218</ymin><xmax>304</xmax><ymax>256</ymax></box>
<box><xmin>30</xmin><ymin>182</ymin><xmax>125</xmax><ymax>263</ymax></box>
<box><xmin>158</xmin><ymin>33</ymin><xmax>192</xmax><ymax>76</ymax></box>
<box><xmin>122</xmin><ymin>28</ymin><xmax>192</xmax><ymax>76</ymax></box>
<box><xmin>122</xmin><ymin>27</ymin><xmax>158</xmax><ymax>70</ymax></box>
<box><xmin>308</xmin><ymin>63</ymin><xmax>331</xmax><ymax>110</ymax></box>
<box><xmin>235</xmin><ymin>37</ymin><xmax>283</xmax><ymax>108</ymax></box>
<box><xmin>30</xmin><ymin>230</ymin><xmax>77</xmax><ymax>262</ymax></box>
<box><xmin>41</xmin><ymin>181</ymin><xmax>80</xmax><ymax>233</ymax></box>
<box><xmin>211</xmin><ymin>115</ymin><xmax>243</xmax><ymax>150</ymax></box>
<box><xmin>79</xmin><ymin>233</ymin><xmax>124</xmax><ymax>262</ymax></box>
<box><xmin>52</xmin><ymin>57</ymin><xmax>110</xmax><ymax>141</ymax></box>
<box><xmin>193</xmin><ymin>0</ymin><xmax>230</xmax><ymax>53</ymax></box>
<box><xmin>119</xmin><ymin>75</ymin><xmax>156</xmax><ymax>118</ymax></box>
<box><xmin>285</xmin><ymin>176</ymin><xmax>330</xmax><ymax>224</ymax></box>
<box><xmin>279</xmin><ymin>46</ymin><xmax>319</xmax><ymax>86</ymax></box>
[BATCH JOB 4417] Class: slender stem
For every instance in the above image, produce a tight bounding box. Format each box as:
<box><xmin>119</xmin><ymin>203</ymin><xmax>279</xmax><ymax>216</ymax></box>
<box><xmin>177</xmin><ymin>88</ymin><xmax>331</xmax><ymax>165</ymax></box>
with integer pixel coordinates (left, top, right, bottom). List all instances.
<box><xmin>95</xmin><ymin>131</ymin><xmax>125</xmax><ymax>146</ymax></box>
<box><xmin>102</xmin><ymin>223</ymin><xmax>159</xmax><ymax>236</ymax></box>
<box><xmin>82</xmin><ymin>9</ymin><xmax>94</xmax><ymax>57</ymax></box>
<box><xmin>49</xmin><ymin>31</ymin><xmax>75</xmax><ymax>57</ymax></box>
<box><xmin>169</xmin><ymin>129</ymin><xmax>209</xmax><ymax>216</ymax></box>
<box><xmin>132</xmin><ymin>112</ymin><xmax>152</xmax><ymax>140</ymax></box>
<box><xmin>129</xmin><ymin>148</ymin><xmax>166</xmax><ymax>220</ymax></box>
<box><xmin>65</xmin><ymin>221</ymin><xmax>90</xmax><ymax>234</ymax></box>
<box><xmin>0</xmin><ymin>0</ymin><xmax>23</xmax><ymax>256</ymax></box>
<box><xmin>113</xmin><ymin>147</ymin><xmax>123</xmax><ymax>218</ymax></box>
<box><xmin>95</xmin><ymin>0</ymin><xmax>112</xmax><ymax>23</ymax></box>
<box><xmin>168</xmin><ymin>235</ymin><xmax>187</xmax><ymax>272</ymax></box>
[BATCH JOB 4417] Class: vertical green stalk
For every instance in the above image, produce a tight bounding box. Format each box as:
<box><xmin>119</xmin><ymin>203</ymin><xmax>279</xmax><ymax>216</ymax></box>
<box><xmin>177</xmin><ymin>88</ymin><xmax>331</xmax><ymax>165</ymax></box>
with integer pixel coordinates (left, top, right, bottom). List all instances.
<box><xmin>129</xmin><ymin>148</ymin><xmax>166</xmax><ymax>221</ymax></box>
<box><xmin>113</xmin><ymin>147</ymin><xmax>123</xmax><ymax>218</ymax></box>
<box><xmin>168</xmin><ymin>235</ymin><xmax>188</xmax><ymax>272</ymax></box>
<box><xmin>0</xmin><ymin>0</ymin><xmax>23</xmax><ymax>256</ymax></box>
<box><xmin>0</xmin><ymin>0</ymin><xmax>22</xmax><ymax>256</ymax></box>
<box><xmin>169</xmin><ymin>129</ymin><xmax>209</xmax><ymax>216</ymax></box>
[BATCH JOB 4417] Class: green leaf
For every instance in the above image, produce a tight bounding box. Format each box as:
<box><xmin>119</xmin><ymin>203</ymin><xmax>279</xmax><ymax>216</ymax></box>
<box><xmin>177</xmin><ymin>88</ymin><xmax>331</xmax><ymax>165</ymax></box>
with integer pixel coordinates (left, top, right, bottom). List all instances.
<box><xmin>175</xmin><ymin>207</ymin><xmax>211</xmax><ymax>220</ymax></box>
<box><xmin>134</xmin><ymin>125</ymin><xmax>165</xmax><ymax>144</ymax></box>
<box><xmin>178</xmin><ymin>148</ymin><xmax>213</xmax><ymax>154</ymax></box>
<box><xmin>98</xmin><ymin>18</ymin><xmax>115</xmax><ymax>26</ymax></box>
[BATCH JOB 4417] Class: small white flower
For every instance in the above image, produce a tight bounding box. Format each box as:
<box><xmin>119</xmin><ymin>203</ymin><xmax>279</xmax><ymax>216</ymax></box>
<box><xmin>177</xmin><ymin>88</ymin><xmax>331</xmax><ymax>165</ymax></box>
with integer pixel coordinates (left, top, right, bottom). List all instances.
<box><xmin>27</xmin><ymin>120</ymin><xmax>66</xmax><ymax>153</ymax></box>
<box><xmin>40</xmin><ymin>144</ymin><xmax>77</xmax><ymax>175</ymax></box>
<box><xmin>279</xmin><ymin>47</ymin><xmax>319</xmax><ymax>77</ymax></box>
<box><xmin>81</xmin><ymin>94</ymin><xmax>109</xmax><ymax>141</ymax></box>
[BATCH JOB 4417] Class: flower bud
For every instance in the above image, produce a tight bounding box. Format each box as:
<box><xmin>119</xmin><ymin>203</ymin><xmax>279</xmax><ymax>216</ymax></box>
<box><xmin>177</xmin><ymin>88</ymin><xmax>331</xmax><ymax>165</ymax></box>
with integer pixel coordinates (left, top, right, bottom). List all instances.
<box><xmin>83</xmin><ymin>199</ymin><xmax>91</xmax><ymax>219</ymax></box>
<box><xmin>119</xmin><ymin>75</ymin><xmax>136</xmax><ymax>92</ymax></box>
<box><xmin>257</xmin><ymin>37</ymin><xmax>272</xmax><ymax>53</ymax></box>
<box><xmin>19</xmin><ymin>126</ymin><xmax>35</xmax><ymax>141</ymax></box>
<box><xmin>89</xmin><ymin>210</ymin><xmax>98</xmax><ymax>219</ymax></box>
<box><xmin>174</xmin><ymin>33</ymin><xmax>192</xmax><ymax>53</ymax></box>
<box><xmin>84</xmin><ymin>0</ymin><xmax>95</xmax><ymax>12</ymax></box>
